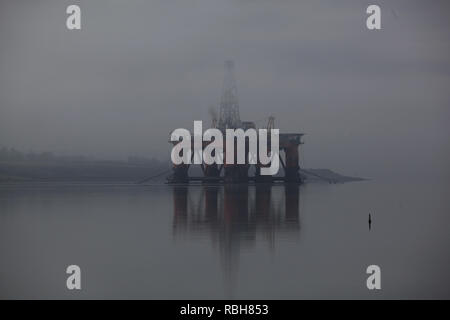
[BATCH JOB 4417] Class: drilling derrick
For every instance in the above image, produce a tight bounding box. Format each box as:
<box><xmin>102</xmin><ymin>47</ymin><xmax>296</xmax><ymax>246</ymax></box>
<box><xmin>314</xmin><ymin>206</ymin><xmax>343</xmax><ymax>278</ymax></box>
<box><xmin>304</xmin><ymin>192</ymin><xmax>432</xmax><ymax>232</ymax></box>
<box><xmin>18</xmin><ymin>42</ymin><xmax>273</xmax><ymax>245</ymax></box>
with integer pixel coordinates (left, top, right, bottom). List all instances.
<box><xmin>218</xmin><ymin>61</ymin><xmax>248</xmax><ymax>182</ymax></box>
<box><xmin>218</xmin><ymin>60</ymin><xmax>241</xmax><ymax>130</ymax></box>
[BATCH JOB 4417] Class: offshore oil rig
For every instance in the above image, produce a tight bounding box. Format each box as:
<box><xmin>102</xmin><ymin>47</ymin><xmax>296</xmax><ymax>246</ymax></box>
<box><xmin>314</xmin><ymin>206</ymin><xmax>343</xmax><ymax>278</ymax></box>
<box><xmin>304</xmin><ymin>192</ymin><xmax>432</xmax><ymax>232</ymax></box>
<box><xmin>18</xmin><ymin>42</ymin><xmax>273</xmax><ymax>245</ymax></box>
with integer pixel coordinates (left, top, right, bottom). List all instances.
<box><xmin>168</xmin><ymin>61</ymin><xmax>304</xmax><ymax>184</ymax></box>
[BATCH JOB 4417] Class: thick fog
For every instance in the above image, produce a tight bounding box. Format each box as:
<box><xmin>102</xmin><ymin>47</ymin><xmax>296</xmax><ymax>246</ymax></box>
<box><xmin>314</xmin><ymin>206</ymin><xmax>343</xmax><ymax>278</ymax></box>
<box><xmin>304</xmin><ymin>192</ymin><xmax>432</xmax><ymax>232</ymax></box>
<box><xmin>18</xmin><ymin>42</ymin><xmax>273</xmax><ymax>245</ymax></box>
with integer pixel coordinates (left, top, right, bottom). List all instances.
<box><xmin>0</xmin><ymin>0</ymin><xmax>449</xmax><ymax>179</ymax></box>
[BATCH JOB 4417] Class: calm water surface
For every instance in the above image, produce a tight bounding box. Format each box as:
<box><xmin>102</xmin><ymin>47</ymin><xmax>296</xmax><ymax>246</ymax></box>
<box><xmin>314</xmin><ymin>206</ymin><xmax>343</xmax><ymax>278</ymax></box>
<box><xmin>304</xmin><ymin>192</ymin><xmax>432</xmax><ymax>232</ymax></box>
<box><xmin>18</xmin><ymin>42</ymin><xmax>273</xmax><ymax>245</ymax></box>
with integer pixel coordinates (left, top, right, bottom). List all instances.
<box><xmin>0</xmin><ymin>180</ymin><xmax>449</xmax><ymax>299</ymax></box>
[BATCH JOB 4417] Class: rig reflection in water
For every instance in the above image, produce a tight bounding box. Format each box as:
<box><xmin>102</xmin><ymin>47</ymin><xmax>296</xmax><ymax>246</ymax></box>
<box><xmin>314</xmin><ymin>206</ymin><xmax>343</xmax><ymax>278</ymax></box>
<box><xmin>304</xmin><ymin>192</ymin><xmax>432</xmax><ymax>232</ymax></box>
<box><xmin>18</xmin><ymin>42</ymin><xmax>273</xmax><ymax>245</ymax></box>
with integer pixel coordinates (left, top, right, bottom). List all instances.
<box><xmin>172</xmin><ymin>184</ymin><xmax>301</xmax><ymax>295</ymax></box>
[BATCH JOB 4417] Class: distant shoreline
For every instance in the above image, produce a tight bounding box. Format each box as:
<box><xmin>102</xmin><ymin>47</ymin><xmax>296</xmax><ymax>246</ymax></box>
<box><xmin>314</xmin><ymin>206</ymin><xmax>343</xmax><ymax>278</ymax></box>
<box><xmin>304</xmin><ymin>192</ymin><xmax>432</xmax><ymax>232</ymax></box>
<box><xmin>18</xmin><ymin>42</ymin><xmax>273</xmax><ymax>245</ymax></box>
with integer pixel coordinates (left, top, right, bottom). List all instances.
<box><xmin>0</xmin><ymin>160</ymin><xmax>364</xmax><ymax>184</ymax></box>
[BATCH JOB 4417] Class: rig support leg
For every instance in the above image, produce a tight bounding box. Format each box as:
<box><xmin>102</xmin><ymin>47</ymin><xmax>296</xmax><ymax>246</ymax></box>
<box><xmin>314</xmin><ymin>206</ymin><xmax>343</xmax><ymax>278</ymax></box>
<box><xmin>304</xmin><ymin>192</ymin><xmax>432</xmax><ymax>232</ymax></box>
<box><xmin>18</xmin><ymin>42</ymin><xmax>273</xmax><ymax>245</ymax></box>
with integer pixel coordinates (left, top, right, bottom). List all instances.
<box><xmin>168</xmin><ymin>164</ymin><xmax>190</xmax><ymax>183</ymax></box>
<box><xmin>284</xmin><ymin>144</ymin><xmax>301</xmax><ymax>183</ymax></box>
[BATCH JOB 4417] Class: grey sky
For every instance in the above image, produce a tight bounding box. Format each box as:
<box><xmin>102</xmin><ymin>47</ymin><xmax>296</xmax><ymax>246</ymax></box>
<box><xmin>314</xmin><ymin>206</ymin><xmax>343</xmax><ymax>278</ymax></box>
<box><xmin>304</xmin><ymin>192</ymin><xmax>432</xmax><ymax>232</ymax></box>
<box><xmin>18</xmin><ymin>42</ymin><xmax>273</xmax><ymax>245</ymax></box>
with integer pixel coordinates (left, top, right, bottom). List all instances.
<box><xmin>0</xmin><ymin>0</ymin><xmax>449</xmax><ymax>179</ymax></box>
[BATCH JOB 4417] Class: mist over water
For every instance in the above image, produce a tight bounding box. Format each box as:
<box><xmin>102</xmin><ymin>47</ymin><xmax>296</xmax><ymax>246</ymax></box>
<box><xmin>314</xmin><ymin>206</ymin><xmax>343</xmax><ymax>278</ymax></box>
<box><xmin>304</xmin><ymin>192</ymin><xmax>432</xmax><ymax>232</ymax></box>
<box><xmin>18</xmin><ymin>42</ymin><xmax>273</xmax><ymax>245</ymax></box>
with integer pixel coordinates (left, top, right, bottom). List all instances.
<box><xmin>1</xmin><ymin>179</ymin><xmax>449</xmax><ymax>299</ymax></box>
<box><xmin>0</xmin><ymin>0</ymin><xmax>449</xmax><ymax>299</ymax></box>
<box><xmin>1</xmin><ymin>0</ymin><xmax>449</xmax><ymax>180</ymax></box>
